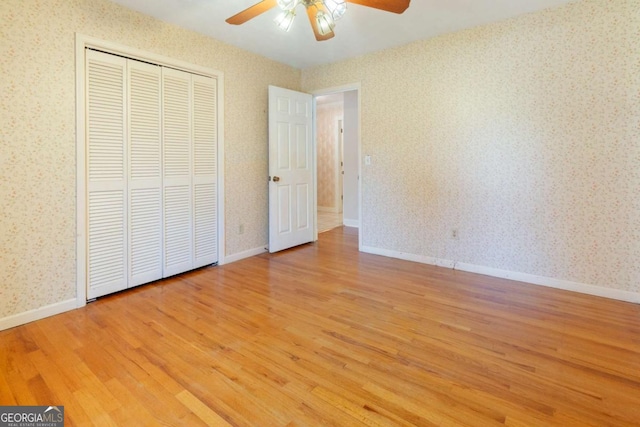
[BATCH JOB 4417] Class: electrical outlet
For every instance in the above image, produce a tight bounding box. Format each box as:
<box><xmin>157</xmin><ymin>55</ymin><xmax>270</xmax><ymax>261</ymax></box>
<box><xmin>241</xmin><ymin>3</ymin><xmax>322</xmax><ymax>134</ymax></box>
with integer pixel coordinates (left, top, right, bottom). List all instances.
<box><xmin>239</xmin><ymin>224</ymin><xmax>245</xmax><ymax>235</ymax></box>
<box><xmin>451</xmin><ymin>229</ymin><xmax>459</xmax><ymax>240</ymax></box>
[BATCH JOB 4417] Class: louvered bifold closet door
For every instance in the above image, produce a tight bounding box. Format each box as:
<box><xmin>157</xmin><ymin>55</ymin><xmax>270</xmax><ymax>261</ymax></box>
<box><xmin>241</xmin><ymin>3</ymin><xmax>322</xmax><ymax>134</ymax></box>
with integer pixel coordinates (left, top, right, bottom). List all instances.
<box><xmin>192</xmin><ymin>74</ymin><xmax>218</xmax><ymax>268</ymax></box>
<box><xmin>162</xmin><ymin>67</ymin><xmax>194</xmax><ymax>277</ymax></box>
<box><xmin>128</xmin><ymin>60</ymin><xmax>163</xmax><ymax>287</ymax></box>
<box><xmin>86</xmin><ymin>50</ymin><xmax>128</xmax><ymax>299</ymax></box>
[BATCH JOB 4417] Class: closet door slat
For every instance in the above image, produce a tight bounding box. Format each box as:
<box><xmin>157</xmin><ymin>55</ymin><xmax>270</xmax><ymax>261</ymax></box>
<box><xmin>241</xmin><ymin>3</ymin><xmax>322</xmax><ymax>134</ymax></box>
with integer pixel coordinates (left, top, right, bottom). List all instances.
<box><xmin>128</xmin><ymin>60</ymin><xmax>163</xmax><ymax>287</ymax></box>
<box><xmin>162</xmin><ymin>68</ymin><xmax>194</xmax><ymax>277</ymax></box>
<box><xmin>86</xmin><ymin>50</ymin><xmax>128</xmax><ymax>299</ymax></box>
<box><xmin>193</xmin><ymin>75</ymin><xmax>218</xmax><ymax>268</ymax></box>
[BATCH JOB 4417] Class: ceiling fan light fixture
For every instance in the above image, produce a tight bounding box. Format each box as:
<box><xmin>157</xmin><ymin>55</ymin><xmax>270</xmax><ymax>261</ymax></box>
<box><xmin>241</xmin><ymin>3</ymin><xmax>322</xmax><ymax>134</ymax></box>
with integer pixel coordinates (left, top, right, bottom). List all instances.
<box><xmin>323</xmin><ymin>0</ymin><xmax>347</xmax><ymax>21</ymax></box>
<box><xmin>276</xmin><ymin>0</ymin><xmax>299</xmax><ymax>11</ymax></box>
<box><xmin>315</xmin><ymin>10</ymin><xmax>335</xmax><ymax>35</ymax></box>
<box><xmin>274</xmin><ymin>9</ymin><xmax>296</xmax><ymax>32</ymax></box>
<box><xmin>226</xmin><ymin>0</ymin><xmax>411</xmax><ymax>41</ymax></box>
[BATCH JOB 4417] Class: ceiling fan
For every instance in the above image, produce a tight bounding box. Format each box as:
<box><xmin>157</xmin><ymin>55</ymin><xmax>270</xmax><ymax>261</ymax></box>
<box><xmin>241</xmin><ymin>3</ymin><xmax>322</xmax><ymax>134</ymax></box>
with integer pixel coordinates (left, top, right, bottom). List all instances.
<box><xmin>226</xmin><ymin>0</ymin><xmax>411</xmax><ymax>41</ymax></box>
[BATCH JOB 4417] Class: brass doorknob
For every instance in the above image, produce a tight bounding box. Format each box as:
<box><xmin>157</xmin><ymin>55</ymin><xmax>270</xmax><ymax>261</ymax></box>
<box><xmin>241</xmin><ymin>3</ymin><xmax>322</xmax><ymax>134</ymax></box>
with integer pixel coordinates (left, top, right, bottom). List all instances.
<box><xmin>273</xmin><ymin>176</ymin><xmax>280</xmax><ymax>182</ymax></box>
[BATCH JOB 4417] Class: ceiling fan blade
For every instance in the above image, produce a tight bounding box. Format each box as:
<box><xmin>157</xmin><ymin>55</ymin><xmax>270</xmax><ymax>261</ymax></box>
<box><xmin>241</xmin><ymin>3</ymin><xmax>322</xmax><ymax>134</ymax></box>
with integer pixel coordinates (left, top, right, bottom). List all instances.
<box><xmin>226</xmin><ymin>0</ymin><xmax>278</xmax><ymax>25</ymax></box>
<box><xmin>345</xmin><ymin>0</ymin><xmax>410</xmax><ymax>14</ymax></box>
<box><xmin>306</xmin><ymin>5</ymin><xmax>335</xmax><ymax>41</ymax></box>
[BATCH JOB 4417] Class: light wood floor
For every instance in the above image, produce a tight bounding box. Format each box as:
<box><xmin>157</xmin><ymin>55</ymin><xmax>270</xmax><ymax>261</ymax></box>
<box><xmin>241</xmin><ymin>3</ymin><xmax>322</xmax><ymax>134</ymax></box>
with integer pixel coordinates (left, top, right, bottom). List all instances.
<box><xmin>317</xmin><ymin>211</ymin><xmax>343</xmax><ymax>233</ymax></box>
<box><xmin>1</xmin><ymin>227</ymin><xmax>639</xmax><ymax>426</ymax></box>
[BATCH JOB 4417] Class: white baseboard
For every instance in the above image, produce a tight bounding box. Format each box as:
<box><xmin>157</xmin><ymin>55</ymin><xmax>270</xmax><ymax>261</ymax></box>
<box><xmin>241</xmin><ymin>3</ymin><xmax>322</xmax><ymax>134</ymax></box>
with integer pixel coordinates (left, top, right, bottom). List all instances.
<box><xmin>455</xmin><ymin>262</ymin><xmax>640</xmax><ymax>304</ymax></box>
<box><xmin>360</xmin><ymin>246</ymin><xmax>640</xmax><ymax>304</ymax></box>
<box><xmin>0</xmin><ymin>299</ymin><xmax>78</xmax><ymax>332</ymax></box>
<box><xmin>343</xmin><ymin>219</ymin><xmax>360</xmax><ymax>228</ymax></box>
<box><xmin>222</xmin><ymin>246</ymin><xmax>268</xmax><ymax>264</ymax></box>
<box><xmin>361</xmin><ymin>246</ymin><xmax>454</xmax><ymax>268</ymax></box>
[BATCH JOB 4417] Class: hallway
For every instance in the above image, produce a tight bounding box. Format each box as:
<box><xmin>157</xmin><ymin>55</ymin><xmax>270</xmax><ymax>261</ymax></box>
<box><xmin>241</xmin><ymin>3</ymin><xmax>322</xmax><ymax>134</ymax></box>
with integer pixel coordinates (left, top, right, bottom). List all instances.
<box><xmin>318</xmin><ymin>211</ymin><xmax>342</xmax><ymax>233</ymax></box>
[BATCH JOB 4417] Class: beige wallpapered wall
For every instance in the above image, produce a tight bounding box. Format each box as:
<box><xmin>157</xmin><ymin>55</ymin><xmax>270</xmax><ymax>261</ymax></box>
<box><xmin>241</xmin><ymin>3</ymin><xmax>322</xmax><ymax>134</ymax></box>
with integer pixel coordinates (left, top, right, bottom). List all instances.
<box><xmin>302</xmin><ymin>0</ymin><xmax>640</xmax><ymax>293</ymax></box>
<box><xmin>316</xmin><ymin>98</ymin><xmax>344</xmax><ymax>210</ymax></box>
<box><xmin>0</xmin><ymin>0</ymin><xmax>300</xmax><ymax>318</ymax></box>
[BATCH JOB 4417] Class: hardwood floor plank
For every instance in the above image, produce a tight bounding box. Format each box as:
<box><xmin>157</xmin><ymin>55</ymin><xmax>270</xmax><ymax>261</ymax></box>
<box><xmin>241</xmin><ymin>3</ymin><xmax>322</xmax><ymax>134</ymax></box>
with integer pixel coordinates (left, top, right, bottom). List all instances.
<box><xmin>175</xmin><ymin>390</ymin><xmax>232</xmax><ymax>426</ymax></box>
<box><xmin>72</xmin><ymin>387</ymin><xmax>119</xmax><ymax>427</ymax></box>
<box><xmin>26</xmin><ymin>350</ymin><xmax>88</xmax><ymax>420</ymax></box>
<box><xmin>103</xmin><ymin>378</ymin><xmax>165</xmax><ymax>427</ymax></box>
<box><xmin>310</xmin><ymin>385</ymin><xmax>405</xmax><ymax>427</ymax></box>
<box><xmin>1</xmin><ymin>227</ymin><xmax>640</xmax><ymax>425</ymax></box>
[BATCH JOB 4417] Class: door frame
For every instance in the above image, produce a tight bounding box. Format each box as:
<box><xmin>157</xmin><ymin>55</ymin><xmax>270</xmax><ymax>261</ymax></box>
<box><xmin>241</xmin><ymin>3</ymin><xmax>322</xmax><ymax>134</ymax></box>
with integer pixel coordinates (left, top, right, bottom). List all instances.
<box><xmin>75</xmin><ymin>34</ymin><xmax>225</xmax><ymax>307</ymax></box>
<box><xmin>337</xmin><ymin>118</ymin><xmax>344</xmax><ymax>214</ymax></box>
<box><xmin>310</xmin><ymin>83</ymin><xmax>362</xmax><ymax>248</ymax></box>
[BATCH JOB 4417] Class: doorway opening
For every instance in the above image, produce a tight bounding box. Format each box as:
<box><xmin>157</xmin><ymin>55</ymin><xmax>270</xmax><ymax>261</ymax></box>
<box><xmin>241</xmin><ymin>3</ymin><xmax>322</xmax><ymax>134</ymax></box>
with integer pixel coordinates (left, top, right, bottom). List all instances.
<box><xmin>314</xmin><ymin>88</ymin><xmax>360</xmax><ymax>237</ymax></box>
<box><xmin>316</xmin><ymin>94</ymin><xmax>343</xmax><ymax>232</ymax></box>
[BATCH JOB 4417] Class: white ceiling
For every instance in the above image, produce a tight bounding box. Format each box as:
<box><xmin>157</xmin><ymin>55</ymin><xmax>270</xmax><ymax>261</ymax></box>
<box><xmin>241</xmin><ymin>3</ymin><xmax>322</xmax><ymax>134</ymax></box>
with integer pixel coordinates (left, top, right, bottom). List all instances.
<box><xmin>108</xmin><ymin>0</ymin><xmax>577</xmax><ymax>69</ymax></box>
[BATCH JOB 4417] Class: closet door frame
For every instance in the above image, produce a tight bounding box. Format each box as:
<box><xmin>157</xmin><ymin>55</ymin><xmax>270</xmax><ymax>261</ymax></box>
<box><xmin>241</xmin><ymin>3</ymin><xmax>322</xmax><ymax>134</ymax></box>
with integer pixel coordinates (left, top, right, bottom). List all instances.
<box><xmin>75</xmin><ymin>34</ymin><xmax>225</xmax><ymax>307</ymax></box>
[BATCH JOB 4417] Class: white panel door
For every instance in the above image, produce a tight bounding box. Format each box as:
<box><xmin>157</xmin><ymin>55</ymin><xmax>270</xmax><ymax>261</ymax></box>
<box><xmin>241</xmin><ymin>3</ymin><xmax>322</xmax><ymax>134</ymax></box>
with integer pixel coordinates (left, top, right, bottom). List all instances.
<box><xmin>128</xmin><ymin>59</ymin><xmax>163</xmax><ymax>287</ymax></box>
<box><xmin>268</xmin><ymin>86</ymin><xmax>314</xmax><ymax>253</ymax></box>
<box><xmin>86</xmin><ymin>50</ymin><xmax>128</xmax><ymax>299</ymax></box>
<box><xmin>162</xmin><ymin>67</ymin><xmax>193</xmax><ymax>277</ymax></box>
<box><xmin>192</xmin><ymin>74</ymin><xmax>218</xmax><ymax>268</ymax></box>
